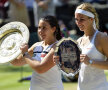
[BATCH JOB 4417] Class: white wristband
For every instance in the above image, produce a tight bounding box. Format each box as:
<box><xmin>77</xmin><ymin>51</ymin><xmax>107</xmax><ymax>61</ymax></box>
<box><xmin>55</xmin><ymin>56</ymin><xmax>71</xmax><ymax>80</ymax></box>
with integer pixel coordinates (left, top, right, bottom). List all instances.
<box><xmin>89</xmin><ymin>60</ymin><xmax>93</xmax><ymax>65</ymax></box>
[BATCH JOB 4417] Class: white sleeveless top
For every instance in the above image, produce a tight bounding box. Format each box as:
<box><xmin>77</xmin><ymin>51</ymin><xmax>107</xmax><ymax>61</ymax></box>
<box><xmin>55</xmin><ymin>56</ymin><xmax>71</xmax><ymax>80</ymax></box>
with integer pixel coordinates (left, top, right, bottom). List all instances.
<box><xmin>77</xmin><ymin>30</ymin><xmax>108</xmax><ymax>90</ymax></box>
<box><xmin>29</xmin><ymin>41</ymin><xmax>64</xmax><ymax>90</ymax></box>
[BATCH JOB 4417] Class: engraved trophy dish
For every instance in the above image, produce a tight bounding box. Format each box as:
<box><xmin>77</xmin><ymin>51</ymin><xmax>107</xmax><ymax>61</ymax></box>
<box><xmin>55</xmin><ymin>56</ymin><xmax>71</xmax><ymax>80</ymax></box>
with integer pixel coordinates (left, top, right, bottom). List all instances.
<box><xmin>0</xmin><ymin>21</ymin><xmax>29</xmax><ymax>63</ymax></box>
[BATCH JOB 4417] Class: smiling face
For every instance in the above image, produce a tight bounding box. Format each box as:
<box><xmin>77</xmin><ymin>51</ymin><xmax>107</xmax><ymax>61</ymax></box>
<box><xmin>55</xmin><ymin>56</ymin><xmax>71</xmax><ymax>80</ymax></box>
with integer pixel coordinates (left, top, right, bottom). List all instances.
<box><xmin>38</xmin><ymin>19</ymin><xmax>55</xmax><ymax>41</ymax></box>
<box><xmin>75</xmin><ymin>13</ymin><xmax>93</xmax><ymax>32</ymax></box>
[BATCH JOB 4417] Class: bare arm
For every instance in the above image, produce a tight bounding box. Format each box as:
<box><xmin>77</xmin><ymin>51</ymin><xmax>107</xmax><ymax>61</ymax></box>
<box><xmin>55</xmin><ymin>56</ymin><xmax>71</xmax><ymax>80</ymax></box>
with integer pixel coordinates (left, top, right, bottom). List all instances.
<box><xmin>24</xmin><ymin>45</ymin><xmax>56</xmax><ymax>74</ymax></box>
<box><xmin>80</xmin><ymin>33</ymin><xmax>108</xmax><ymax>70</ymax></box>
<box><xmin>10</xmin><ymin>43</ymin><xmax>36</xmax><ymax>66</ymax></box>
<box><xmin>11</xmin><ymin>41</ymin><xmax>56</xmax><ymax>73</ymax></box>
<box><xmin>90</xmin><ymin>33</ymin><xmax>108</xmax><ymax>69</ymax></box>
<box><xmin>10</xmin><ymin>54</ymin><xmax>26</xmax><ymax>66</ymax></box>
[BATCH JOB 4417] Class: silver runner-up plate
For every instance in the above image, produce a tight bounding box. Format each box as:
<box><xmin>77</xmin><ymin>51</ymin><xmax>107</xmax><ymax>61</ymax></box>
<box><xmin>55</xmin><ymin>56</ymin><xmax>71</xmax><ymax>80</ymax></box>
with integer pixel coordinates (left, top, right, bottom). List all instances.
<box><xmin>0</xmin><ymin>21</ymin><xmax>29</xmax><ymax>64</ymax></box>
<box><xmin>55</xmin><ymin>37</ymin><xmax>81</xmax><ymax>77</ymax></box>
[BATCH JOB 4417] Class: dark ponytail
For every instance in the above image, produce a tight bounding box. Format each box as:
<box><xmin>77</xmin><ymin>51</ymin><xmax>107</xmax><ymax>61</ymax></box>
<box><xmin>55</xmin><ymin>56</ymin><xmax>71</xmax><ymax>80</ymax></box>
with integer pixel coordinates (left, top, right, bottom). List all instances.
<box><xmin>41</xmin><ymin>15</ymin><xmax>62</xmax><ymax>40</ymax></box>
<box><xmin>55</xmin><ymin>24</ymin><xmax>62</xmax><ymax>40</ymax></box>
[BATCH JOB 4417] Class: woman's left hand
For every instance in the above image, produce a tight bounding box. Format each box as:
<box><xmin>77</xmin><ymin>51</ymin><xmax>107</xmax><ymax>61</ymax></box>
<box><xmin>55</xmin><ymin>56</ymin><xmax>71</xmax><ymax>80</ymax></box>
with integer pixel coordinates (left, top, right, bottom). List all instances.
<box><xmin>80</xmin><ymin>54</ymin><xmax>90</xmax><ymax>65</ymax></box>
<box><xmin>20</xmin><ymin>43</ymin><xmax>29</xmax><ymax>55</ymax></box>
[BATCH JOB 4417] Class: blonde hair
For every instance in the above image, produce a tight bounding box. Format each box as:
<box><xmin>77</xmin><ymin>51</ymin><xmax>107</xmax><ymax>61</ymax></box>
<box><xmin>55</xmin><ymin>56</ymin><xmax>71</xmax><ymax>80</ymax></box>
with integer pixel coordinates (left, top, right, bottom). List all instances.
<box><xmin>76</xmin><ymin>3</ymin><xmax>99</xmax><ymax>29</ymax></box>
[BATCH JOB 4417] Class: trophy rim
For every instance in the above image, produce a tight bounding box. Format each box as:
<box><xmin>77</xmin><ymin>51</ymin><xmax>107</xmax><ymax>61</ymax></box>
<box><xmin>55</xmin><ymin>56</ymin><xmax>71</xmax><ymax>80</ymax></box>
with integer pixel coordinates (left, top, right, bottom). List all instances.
<box><xmin>0</xmin><ymin>21</ymin><xmax>30</xmax><ymax>64</ymax></box>
<box><xmin>55</xmin><ymin>37</ymin><xmax>81</xmax><ymax>76</ymax></box>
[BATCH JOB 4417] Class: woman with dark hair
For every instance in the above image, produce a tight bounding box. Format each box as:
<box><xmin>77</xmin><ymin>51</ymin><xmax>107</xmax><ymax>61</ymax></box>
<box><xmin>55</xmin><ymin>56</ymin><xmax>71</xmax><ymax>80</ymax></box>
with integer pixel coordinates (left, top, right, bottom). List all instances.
<box><xmin>11</xmin><ymin>15</ymin><xmax>64</xmax><ymax>90</ymax></box>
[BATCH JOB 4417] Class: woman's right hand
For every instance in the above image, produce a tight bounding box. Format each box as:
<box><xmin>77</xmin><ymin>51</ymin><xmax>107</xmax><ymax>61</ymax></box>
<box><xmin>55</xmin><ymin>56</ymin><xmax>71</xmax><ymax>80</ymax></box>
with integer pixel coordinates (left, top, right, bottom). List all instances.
<box><xmin>53</xmin><ymin>55</ymin><xmax>60</xmax><ymax>64</ymax></box>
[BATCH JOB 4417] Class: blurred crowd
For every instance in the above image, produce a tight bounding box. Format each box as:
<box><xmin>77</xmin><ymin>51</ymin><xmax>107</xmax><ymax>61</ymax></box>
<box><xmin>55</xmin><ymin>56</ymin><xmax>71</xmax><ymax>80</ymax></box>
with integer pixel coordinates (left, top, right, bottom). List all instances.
<box><xmin>0</xmin><ymin>0</ymin><xmax>108</xmax><ymax>46</ymax></box>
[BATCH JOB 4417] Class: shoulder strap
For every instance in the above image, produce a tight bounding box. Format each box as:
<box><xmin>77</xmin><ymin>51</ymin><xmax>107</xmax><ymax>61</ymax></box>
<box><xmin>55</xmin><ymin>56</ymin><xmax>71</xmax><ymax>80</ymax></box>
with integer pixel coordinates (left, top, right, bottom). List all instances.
<box><xmin>91</xmin><ymin>30</ymin><xmax>99</xmax><ymax>44</ymax></box>
<box><xmin>43</xmin><ymin>41</ymin><xmax>58</xmax><ymax>52</ymax></box>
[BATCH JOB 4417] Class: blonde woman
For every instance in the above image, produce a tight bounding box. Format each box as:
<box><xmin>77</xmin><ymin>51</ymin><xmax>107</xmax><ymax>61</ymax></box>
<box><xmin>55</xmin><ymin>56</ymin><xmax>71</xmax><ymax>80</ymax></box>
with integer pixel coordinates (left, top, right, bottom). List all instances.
<box><xmin>53</xmin><ymin>2</ymin><xmax>108</xmax><ymax>90</ymax></box>
<box><xmin>75</xmin><ymin>3</ymin><xmax>108</xmax><ymax>90</ymax></box>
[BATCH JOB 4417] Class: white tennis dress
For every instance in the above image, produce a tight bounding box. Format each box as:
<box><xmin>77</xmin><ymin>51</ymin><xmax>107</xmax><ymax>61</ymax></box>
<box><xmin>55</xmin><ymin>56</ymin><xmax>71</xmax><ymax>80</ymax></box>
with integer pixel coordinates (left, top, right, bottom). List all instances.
<box><xmin>77</xmin><ymin>30</ymin><xmax>108</xmax><ymax>90</ymax></box>
<box><xmin>29</xmin><ymin>41</ymin><xmax>64</xmax><ymax>90</ymax></box>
